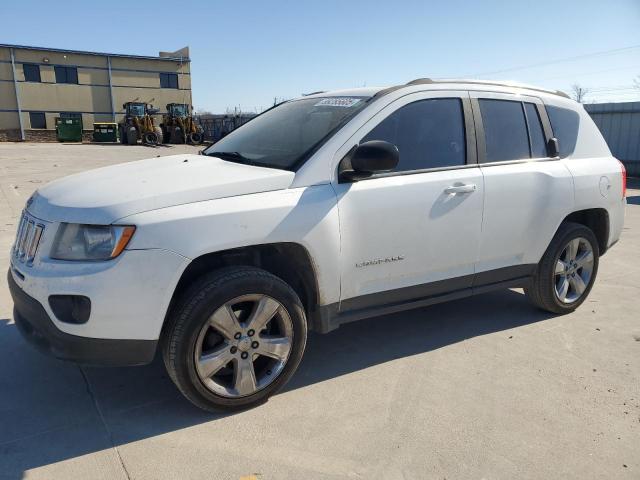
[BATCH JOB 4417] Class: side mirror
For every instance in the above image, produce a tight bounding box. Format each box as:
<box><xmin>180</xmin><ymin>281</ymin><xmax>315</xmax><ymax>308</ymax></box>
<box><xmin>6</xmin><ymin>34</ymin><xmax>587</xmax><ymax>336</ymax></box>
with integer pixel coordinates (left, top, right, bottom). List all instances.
<box><xmin>547</xmin><ymin>137</ymin><xmax>560</xmax><ymax>158</ymax></box>
<box><xmin>339</xmin><ymin>140</ymin><xmax>399</xmax><ymax>182</ymax></box>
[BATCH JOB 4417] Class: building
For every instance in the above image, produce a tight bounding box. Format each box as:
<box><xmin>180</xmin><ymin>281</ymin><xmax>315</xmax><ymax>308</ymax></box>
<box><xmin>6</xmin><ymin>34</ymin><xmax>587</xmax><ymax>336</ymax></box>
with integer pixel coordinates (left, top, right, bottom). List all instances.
<box><xmin>0</xmin><ymin>43</ymin><xmax>191</xmax><ymax>141</ymax></box>
<box><xmin>584</xmin><ymin>102</ymin><xmax>640</xmax><ymax>177</ymax></box>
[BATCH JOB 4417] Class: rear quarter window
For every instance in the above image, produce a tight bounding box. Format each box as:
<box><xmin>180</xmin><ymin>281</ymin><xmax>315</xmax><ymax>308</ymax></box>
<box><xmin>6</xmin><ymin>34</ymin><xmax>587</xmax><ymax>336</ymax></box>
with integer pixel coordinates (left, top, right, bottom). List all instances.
<box><xmin>546</xmin><ymin>105</ymin><xmax>580</xmax><ymax>158</ymax></box>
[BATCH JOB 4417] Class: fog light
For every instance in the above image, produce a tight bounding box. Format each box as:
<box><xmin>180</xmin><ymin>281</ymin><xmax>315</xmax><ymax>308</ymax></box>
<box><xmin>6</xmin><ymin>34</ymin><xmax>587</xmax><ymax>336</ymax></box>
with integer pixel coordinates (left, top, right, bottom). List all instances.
<box><xmin>48</xmin><ymin>295</ymin><xmax>91</xmax><ymax>324</ymax></box>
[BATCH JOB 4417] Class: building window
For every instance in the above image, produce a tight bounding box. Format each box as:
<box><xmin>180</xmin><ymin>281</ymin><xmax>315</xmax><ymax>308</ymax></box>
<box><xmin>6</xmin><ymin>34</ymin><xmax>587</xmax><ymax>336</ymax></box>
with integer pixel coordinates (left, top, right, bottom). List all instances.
<box><xmin>23</xmin><ymin>63</ymin><xmax>41</xmax><ymax>82</ymax></box>
<box><xmin>160</xmin><ymin>72</ymin><xmax>178</xmax><ymax>89</ymax></box>
<box><xmin>29</xmin><ymin>112</ymin><xmax>47</xmax><ymax>129</ymax></box>
<box><xmin>54</xmin><ymin>66</ymin><xmax>78</xmax><ymax>84</ymax></box>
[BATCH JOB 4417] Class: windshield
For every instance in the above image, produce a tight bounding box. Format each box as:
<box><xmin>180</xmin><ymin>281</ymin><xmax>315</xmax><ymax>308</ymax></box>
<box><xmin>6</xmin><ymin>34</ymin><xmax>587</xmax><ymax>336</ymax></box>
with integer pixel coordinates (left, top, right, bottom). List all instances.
<box><xmin>203</xmin><ymin>96</ymin><xmax>369</xmax><ymax>170</ymax></box>
<box><xmin>170</xmin><ymin>104</ymin><xmax>188</xmax><ymax>116</ymax></box>
<box><xmin>128</xmin><ymin>104</ymin><xmax>145</xmax><ymax>116</ymax></box>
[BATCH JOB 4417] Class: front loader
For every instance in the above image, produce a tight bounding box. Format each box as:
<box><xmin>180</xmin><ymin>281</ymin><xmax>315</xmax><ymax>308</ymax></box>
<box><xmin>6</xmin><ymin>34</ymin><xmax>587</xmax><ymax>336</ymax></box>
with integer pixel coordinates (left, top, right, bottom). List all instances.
<box><xmin>118</xmin><ymin>102</ymin><xmax>163</xmax><ymax>145</ymax></box>
<box><xmin>160</xmin><ymin>103</ymin><xmax>204</xmax><ymax>144</ymax></box>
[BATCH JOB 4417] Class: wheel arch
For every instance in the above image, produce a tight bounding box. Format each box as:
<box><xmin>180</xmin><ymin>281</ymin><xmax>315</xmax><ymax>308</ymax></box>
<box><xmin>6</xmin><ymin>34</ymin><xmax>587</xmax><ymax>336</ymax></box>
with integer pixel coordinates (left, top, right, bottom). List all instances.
<box><xmin>162</xmin><ymin>242</ymin><xmax>320</xmax><ymax>334</ymax></box>
<box><xmin>561</xmin><ymin>208</ymin><xmax>610</xmax><ymax>254</ymax></box>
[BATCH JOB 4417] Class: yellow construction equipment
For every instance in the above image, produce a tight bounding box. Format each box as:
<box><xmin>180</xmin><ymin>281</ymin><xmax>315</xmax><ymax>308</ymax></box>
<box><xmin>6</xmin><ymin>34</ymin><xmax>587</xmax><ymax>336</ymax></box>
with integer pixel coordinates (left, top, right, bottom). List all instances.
<box><xmin>118</xmin><ymin>102</ymin><xmax>163</xmax><ymax>145</ymax></box>
<box><xmin>161</xmin><ymin>103</ymin><xmax>204</xmax><ymax>144</ymax></box>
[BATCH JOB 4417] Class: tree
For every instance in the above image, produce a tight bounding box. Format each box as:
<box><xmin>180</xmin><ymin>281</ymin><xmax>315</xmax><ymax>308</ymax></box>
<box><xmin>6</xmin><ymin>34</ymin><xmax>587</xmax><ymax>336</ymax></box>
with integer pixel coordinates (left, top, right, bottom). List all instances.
<box><xmin>571</xmin><ymin>84</ymin><xmax>589</xmax><ymax>103</ymax></box>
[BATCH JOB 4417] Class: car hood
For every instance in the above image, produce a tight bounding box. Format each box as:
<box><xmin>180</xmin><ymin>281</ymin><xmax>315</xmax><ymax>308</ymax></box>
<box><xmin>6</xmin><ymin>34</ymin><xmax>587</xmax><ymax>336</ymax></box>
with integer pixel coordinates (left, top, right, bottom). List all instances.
<box><xmin>28</xmin><ymin>154</ymin><xmax>295</xmax><ymax>224</ymax></box>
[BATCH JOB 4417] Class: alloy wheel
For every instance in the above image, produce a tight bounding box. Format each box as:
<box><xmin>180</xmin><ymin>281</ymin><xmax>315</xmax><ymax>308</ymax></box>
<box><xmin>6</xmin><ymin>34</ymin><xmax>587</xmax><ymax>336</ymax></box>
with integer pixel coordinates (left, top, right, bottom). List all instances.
<box><xmin>554</xmin><ymin>237</ymin><xmax>595</xmax><ymax>304</ymax></box>
<box><xmin>194</xmin><ymin>294</ymin><xmax>293</xmax><ymax>398</ymax></box>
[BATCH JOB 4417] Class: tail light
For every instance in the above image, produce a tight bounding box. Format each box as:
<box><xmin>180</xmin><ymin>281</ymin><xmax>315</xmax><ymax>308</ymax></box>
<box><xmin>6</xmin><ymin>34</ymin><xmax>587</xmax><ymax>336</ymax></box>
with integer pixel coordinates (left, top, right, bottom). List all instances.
<box><xmin>619</xmin><ymin>161</ymin><xmax>627</xmax><ymax>198</ymax></box>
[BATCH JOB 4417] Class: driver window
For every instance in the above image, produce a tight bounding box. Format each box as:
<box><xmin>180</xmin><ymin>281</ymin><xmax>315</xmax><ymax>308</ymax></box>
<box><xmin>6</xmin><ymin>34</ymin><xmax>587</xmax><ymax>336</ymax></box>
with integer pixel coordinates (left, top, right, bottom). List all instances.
<box><xmin>361</xmin><ymin>98</ymin><xmax>466</xmax><ymax>172</ymax></box>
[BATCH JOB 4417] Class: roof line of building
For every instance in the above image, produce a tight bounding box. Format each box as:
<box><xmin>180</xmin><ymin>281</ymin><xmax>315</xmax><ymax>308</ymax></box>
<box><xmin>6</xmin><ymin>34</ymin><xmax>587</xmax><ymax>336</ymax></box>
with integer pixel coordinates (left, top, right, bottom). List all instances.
<box><xmin>0</xmin><ymin>43</ymin><xmax>189</xmax><ymax>62</ymax></box>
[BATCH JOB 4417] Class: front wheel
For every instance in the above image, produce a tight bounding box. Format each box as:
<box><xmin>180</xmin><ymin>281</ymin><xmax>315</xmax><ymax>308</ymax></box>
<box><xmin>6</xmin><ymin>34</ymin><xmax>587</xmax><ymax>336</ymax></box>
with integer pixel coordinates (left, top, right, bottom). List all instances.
<box><xmin>525</xmin><ymin>222</ymin><xmax>599</xmax><ymax>314</ymax></box>
<box><xmin>162</xmin><ymin>267</ymin><xmax>307</xmax><ymax>411</ymax></box>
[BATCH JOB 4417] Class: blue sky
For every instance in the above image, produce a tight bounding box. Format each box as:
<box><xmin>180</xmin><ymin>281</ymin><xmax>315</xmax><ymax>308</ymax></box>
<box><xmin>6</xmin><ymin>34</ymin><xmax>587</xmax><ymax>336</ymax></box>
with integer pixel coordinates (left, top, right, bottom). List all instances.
<box><xmin>3</xmin><ymin>0</ymin><xmax>639</xmax><ymax>112</ymax></box>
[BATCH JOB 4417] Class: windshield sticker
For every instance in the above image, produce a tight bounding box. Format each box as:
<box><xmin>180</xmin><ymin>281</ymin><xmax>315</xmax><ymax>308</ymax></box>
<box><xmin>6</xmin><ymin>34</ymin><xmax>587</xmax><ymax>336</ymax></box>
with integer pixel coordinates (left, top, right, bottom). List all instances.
<box><xmin>314</xmin><ymin>98</ymin><xmax>362</xmax><ymax>108</ymax></box>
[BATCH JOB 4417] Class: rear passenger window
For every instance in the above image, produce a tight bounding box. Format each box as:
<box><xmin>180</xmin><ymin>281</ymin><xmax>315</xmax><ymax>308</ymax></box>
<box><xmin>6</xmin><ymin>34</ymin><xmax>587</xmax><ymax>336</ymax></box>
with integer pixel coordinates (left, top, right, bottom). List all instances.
<box><xmin>479</xmin><ymin>99</ymin><xmax>530</xmax><ymax>162</ymax></box>
<box><xmin>546</xmin><ymin>105</ymin><xmax>580</xmax><ymax>157</ymax></box>
<box><xmin>524</xmin><ymin>103</ymin><xmax>547</xmax><ymax>158</ymax></box>
<box><xmin>362</xmin><ymin>98</ymin><xmax>466</xmax><ymax>172</ymax></box>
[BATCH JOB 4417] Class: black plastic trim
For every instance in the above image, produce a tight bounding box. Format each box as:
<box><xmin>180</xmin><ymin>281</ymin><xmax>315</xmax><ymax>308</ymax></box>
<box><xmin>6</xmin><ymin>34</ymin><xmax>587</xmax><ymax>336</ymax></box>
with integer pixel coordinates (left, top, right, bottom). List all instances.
<box><xmin>8</xmin><ymin>270</ymin><xmax>156</xmax><ymax>366</ymax></box>
<box><xmin>310</xmin><ymin>264</ymin><xmax>536</xmax><ymax>333</ymax></box>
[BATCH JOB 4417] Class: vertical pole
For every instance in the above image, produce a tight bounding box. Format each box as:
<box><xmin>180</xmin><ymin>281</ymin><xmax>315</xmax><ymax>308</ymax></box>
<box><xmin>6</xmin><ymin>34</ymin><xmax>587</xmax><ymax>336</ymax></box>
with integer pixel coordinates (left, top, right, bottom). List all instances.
<box><xmin>107</xmin><ymin>56</ymin><xmax>115</xmax><ymax>121</ymax></box>
<box><xmin>10</xmin><ymin>48</ymin><xmax>25</xmax><ymax>141</ymax></box>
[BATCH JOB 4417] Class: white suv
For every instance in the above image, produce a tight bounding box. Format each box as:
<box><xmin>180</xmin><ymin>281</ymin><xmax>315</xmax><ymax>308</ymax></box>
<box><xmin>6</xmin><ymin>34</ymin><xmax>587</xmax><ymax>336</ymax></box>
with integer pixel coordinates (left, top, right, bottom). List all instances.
<box><xmin>9</xmin><ymin>79</ymin><xmax>626</xmax><ymax>411</ymax></box>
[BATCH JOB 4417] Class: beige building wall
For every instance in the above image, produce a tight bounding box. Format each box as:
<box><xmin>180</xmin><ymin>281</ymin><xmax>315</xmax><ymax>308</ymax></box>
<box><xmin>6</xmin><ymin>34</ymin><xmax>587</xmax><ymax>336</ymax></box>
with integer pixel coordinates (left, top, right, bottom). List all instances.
<box><xmin>0</xmin><ymin>44</ymin><xmax>192</xmax><ymax>140</ymax></box>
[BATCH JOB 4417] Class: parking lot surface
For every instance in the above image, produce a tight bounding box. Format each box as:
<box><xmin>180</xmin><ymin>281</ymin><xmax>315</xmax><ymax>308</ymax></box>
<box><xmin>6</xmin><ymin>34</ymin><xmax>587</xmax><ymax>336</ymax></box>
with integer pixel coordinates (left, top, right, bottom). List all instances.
<box><xmin>0</xmin><ymin>143</ymin><xmax>639</xmax><ymax>480</ymax></box>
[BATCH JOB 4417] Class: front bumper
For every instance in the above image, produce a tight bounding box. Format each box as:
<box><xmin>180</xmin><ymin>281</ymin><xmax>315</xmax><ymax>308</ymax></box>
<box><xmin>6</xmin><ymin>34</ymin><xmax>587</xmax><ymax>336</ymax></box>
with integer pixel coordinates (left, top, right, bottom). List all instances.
<box><xmin>8</xmin><ymin>270</ymin><xmax>157</xmax><ymax>366</ymax></box>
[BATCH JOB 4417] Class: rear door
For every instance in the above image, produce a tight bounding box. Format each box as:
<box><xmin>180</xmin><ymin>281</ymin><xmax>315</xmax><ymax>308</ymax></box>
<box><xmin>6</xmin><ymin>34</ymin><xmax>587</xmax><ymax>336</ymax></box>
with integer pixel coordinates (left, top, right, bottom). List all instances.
<box><xmin>470</xmin><ymin>91</ymin><xmax>574</xmax><ymax>283</ymax></box>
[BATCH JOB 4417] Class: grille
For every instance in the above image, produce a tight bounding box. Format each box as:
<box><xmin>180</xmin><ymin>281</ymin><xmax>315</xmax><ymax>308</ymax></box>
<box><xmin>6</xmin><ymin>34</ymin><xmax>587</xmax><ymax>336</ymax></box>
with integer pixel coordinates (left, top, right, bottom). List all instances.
<box><xmin>13</xmin><ymin>212</ymin><xmax>45</xmax><ymax>266</ymax></box>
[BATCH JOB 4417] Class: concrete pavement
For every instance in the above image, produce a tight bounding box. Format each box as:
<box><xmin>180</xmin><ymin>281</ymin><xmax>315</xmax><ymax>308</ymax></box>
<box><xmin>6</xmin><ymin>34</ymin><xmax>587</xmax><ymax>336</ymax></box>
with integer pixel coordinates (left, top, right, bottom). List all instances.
<box><xmin>0</xmin><ymin>143</ymin><xmax>638</xmax><ymax>479</ymax></box>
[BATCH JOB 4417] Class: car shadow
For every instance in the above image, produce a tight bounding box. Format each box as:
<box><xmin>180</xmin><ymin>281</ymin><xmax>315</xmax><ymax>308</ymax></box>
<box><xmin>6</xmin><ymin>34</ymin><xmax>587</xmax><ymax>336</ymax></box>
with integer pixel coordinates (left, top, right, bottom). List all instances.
<box><xmin>0</xmin><ymin>288</ymin><xmax>555</xmax><ymax>478</ymax></box>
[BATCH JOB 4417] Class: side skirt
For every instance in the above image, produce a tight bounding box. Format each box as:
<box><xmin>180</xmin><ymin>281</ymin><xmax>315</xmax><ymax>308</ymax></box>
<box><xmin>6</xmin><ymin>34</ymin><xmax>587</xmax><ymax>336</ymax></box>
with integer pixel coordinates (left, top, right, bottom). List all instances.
<box><xmin>310</xmin><ymin>265</ymin><xmax>535</xmax><ymax>334</ymax></box>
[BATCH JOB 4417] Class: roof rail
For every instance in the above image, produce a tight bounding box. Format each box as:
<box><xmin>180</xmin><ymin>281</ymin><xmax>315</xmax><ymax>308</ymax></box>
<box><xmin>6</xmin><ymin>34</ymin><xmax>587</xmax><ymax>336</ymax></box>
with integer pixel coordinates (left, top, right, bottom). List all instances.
<box><xmin>404</xmin><ymin>78</ymin><xmax>570</xmax><ymax>99</ymax></box>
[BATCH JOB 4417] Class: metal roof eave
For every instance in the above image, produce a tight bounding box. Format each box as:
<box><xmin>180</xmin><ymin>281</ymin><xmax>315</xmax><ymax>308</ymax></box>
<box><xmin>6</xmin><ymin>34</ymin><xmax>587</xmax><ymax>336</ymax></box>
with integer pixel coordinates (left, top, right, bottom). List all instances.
<box><xmin>0</xmin><ymin>43</ymin><xmax>190</xmax><ymax>62</ymax></box>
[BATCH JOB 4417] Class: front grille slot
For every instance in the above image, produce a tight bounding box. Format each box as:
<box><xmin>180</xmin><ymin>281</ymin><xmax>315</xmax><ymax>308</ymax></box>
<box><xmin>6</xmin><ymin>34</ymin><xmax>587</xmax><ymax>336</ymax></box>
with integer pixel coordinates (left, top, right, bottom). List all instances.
<box><xmin>13</xmin><ymin>212</ymin><xmax>45</xmax><ymax>265</ymax></box>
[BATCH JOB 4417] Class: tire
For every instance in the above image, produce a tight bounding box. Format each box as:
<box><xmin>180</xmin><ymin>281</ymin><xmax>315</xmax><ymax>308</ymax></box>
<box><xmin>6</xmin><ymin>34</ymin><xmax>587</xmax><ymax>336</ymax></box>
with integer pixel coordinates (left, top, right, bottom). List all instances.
<box><xmin>162</xmin><ymin>266</ymin><xmax>308</xmax><ymax>411</ymax></box>
<box><xmin>525</xmin><ymin>222</ymin><xmax>599</xmax><ymax>314</ymax></box>
<box><xmin>171</xmin><ymin>126</ymin><xmax>185</xmax><ymax>144</ymax></box>
<box><xmin>161</xmin><ymin>126</ymin><xmax>170</xmax><ymax>144</ymax></box>
<box><xmin>119</xmin><ymin>126</ymin><xmax>127</xmax><ymax>144</ymax></box>
<box><xmin>143</xmin><ymin>131</ymin><xmax>158</xmax><ymax>145</ymax></box>
<box><xmin>126</xmin><ymin>127</ymin><xmax>137</xmax><ymax>145</ymax></box>
<box><xmin>153</xmin><ymin>126</ymin><xmax>164</xmax><ymax>145</ymax></box>
<box><xmin>188</xmin><ymin>131</ymin><xmax>204</xmax><ymax>144</ymax></box>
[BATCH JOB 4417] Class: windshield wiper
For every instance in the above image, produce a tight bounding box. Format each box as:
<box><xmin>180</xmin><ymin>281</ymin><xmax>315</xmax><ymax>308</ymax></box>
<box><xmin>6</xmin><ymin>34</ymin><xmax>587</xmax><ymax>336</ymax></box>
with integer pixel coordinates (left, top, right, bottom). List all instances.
<box><xmin>206</xmin><ymin>151</ymin><xmax>255</xmax><ymax>165</ymax></box>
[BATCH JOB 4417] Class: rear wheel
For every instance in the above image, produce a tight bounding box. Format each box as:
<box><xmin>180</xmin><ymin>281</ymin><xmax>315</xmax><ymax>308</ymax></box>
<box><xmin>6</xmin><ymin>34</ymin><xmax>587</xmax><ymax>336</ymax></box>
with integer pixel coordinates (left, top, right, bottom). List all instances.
<box><xmin>171</xmin><ymin>126</ymin><xmax>185</xmax><ymax>144</ymax></box>
<box><xmin>142</xmin><ymin>131</ymin><xmax>158</xmax><ymax>145</ymax></box>
<box><xmin>153</xmin><ymin>126</ymin><xmax>164</xmax><ymax>145</ymax></box>
<box><xmin>126</xmin><ymin>127</ymin><xmax>137</xmax><ymax>145</ymax></box>
<box><xmin>525</xmin><ymin>222</ymin><xmax>599</xmax><ymax>314</ymax></box>
<box><xmin>162</xmin><ymin>267</ymin><xmax>307</xmax><ymax>411</ymax></box>
<box><xmin>188</xmin><ymin>131</ymin><xmax>204</xmax><ymax>144</ymax></box>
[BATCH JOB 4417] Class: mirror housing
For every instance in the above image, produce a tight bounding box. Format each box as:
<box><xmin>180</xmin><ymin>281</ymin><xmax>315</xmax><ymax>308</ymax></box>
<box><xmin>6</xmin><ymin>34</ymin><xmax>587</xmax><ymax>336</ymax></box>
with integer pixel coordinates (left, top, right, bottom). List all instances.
<box><xmin>339</xmin><ymin>140</ymin><xmax>399</xmax><ymax>182</ymax></box>
<box><xmin>547</xmin><ymin>137</ymin><xmax>560</xmax><ymax>158</ymax></box>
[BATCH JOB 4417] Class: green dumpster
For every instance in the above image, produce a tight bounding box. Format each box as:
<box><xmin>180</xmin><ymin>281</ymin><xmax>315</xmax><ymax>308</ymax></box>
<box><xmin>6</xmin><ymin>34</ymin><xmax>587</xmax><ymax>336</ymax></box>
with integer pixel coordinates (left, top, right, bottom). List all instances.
<box><xmin>55</xmin><ymin>117</ymin><xmax>83</xmax><ymax>142</ymax></box>
<box><xmin>93</xmin><ymin>122</ymin><xmax>118</xmax><ymax>142</ymax></box>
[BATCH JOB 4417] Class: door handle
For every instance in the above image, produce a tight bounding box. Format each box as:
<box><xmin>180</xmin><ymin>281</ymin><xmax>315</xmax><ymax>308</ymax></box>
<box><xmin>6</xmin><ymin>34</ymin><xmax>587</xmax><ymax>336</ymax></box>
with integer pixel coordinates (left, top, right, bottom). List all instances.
<box><xmin>444</xmin><ymin>183</ymin><xmax>476</xmax><ymax>195</ymax></box>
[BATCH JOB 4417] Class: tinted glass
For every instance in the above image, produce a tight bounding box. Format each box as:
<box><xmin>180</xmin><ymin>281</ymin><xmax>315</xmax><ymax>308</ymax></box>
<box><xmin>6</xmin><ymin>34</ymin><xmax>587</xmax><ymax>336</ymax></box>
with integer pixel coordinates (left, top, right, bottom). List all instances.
<box><xmin>23</xmin><ymin>64</ymin><xmax>41</xmax><ymax>82</ymax></box>
<box><xmin>54</xmin><ymin>66</ymin><xmax>78</xmax><ymax>84</ymax></box>
<box><xmin>479</xmin><ymin>99</ymin><xmax>530</xmax><ymax>162</ymax></box>
<box><xmin>160</xmin><ymin>73</ymin><xmax>178</xmax><ymax>89</ymax></box>
<box><xmin>547</xmin><ymin>105</ymin><xmax>580</xmax><ymax>157</ymax></box>
<box><xmin>67</xmin><ymin>67</ymin><xmax>78</xmax><ymax>84</ymax></box>
<box><xmin>29</xmin><ymin>112</ymin><xmax>46</xmax><ymax>129</ymax></box>
<box><xmin>524</xmin><ymin>103</ymin><xmax>547</xmax><ymax>158</ymax></box>
<box><xmin>204</xmin><ymin>96</ymin><xmax>368</xmax><ymax>171</ymax></box>
<box><xmin>362</xmin><ymin>98</ymin><xmax>466</xmax><ymax>171</ymax></box>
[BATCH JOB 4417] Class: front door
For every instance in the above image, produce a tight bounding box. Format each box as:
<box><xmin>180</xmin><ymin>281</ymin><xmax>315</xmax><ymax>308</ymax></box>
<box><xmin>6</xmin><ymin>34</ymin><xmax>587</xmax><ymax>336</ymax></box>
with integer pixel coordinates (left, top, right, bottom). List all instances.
<box><xmin>334</xmin><ymin>91</ymin><xmax>484</xmax><ymax>313</ymax></box>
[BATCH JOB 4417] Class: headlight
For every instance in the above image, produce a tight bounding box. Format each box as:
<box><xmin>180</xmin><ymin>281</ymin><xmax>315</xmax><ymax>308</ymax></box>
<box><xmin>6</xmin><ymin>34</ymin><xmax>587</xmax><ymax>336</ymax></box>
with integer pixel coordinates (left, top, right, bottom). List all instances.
<box><xmin>51</xmin><ymin>224</ymin><xmax>136</xmax><ymax>261</ymax></box>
